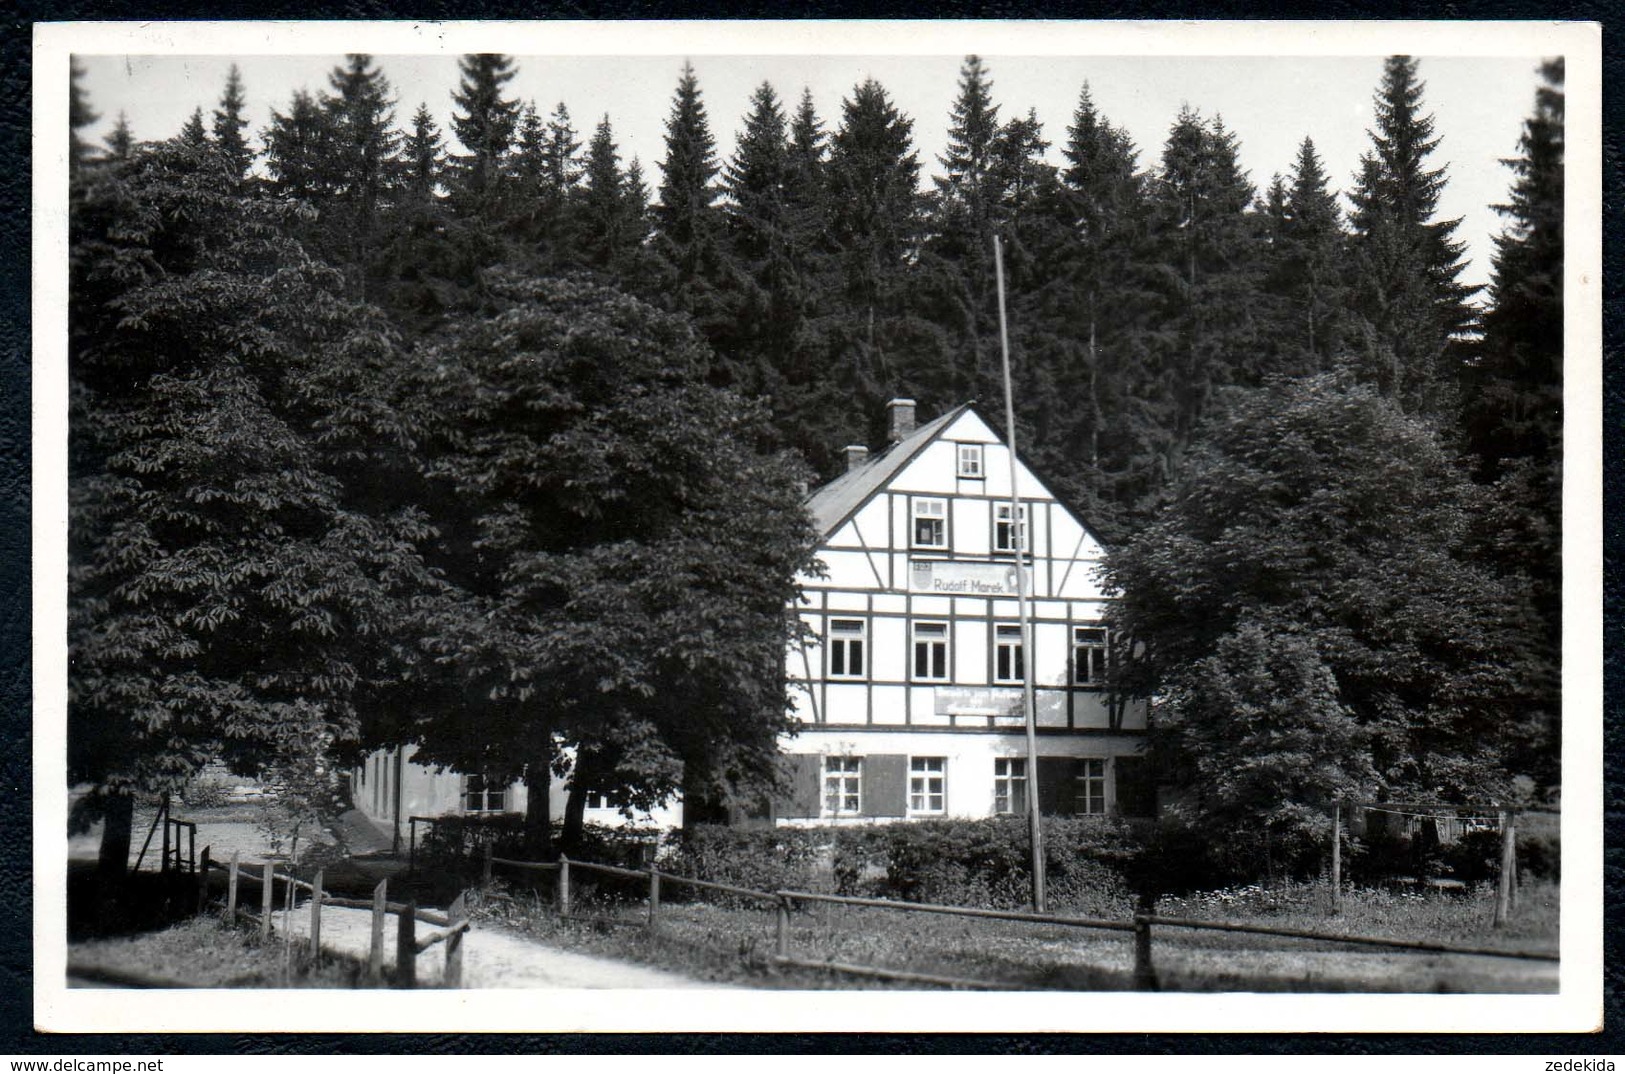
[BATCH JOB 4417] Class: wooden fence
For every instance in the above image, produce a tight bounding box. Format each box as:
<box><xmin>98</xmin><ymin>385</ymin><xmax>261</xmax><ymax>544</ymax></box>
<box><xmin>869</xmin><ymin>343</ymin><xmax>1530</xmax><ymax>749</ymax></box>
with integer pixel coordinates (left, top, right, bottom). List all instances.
<box><xmin>484</xmin><ymin>846</ymin><xmax>1560</xmax><ymax>992</ymax></box>
<box><xmin>199</xmin><ymin>849</ymin><xmax>471</xmax><ymax>987</ymax></box>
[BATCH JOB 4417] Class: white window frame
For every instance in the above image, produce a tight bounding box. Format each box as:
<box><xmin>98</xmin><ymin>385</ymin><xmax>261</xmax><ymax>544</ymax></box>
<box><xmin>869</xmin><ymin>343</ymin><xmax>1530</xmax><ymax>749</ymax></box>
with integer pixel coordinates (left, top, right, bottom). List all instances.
<box><xmin>911</xmin><ymin>497</ymin><xmax>948</xmax><ymax>550</ymax></box>
<box><xmin>994</xmin><ymin>624</ymin><xmax>1026</xmax><ymax>684</ymax></box>
<box><xmin>827</xmin><ymin>618</ymin><xmax>867</xmax><ymax>679</ymax></box>
<box><xmin>994</xmin><ymin>757</ymin><xmax>1028</xmax><ymax>815</ymax></box>
<box><xmin>823</xmin><ymin>756</ymin><xmax>863</xmax><ymax>816</ymax></box>
<box><xmin>1073</xmin><ymin>625</ymin><xmax>1109</xmax><ymax>686</ymax></box>
<box><xmin>957</xmin><ymin>443</ymin><xmax>984</xmax><ymax>478</ymax></box>
<box><xmin>909</xmin><ymin>757</ymin><xmax>947</xmax><ymax>815</ymax></box>
<box><xmin>463</xmin><ymin>774</ymin><xmax>506</xmax><ymax>814</ymax></box>
<box><xmin>994</xmin><ymin>502</ymin><xmax>1030</xmax><ymax>553</ymax></box>
<box><xmin>1075</xmin><ymin>758</ymin><xmax>1107</xmax><ymax>816</ymax></box>
<box><xmin>911</xmin><ymin>620</ymin><xmax>950</xmax><ymax>682</ymax></box>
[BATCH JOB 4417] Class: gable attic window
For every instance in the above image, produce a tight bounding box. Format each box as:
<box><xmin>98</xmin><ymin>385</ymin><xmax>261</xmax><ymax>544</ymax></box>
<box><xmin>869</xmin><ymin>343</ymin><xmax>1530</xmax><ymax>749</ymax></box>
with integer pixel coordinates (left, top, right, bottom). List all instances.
<box><xmin>912</xmin><ymin>497</ymin><xmax>948</xmax><ymax>549</ymax></box>
<box><xmin>957</xmin><ymin>443</ymin><xmax>984</xmax><ymax>478</ymax></box>
<box><xmin>827</xmin><ymin>618</ymin><xmax>867</xmax><ymax>679</ymax></box>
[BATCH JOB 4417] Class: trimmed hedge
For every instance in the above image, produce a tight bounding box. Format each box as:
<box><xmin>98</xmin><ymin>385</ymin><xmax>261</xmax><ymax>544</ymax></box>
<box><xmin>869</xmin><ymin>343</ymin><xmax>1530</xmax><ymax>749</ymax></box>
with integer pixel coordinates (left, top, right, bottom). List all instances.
<box><xmin>664</xmin><ymin>817</ymin><xmax>1139</xmax><ymax>914</ymax></box>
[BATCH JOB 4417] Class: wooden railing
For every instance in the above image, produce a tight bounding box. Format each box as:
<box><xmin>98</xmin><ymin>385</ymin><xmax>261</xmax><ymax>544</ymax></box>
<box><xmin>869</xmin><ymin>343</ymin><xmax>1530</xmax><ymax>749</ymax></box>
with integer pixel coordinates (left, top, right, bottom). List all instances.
<box><xmin>201</xmin><ymin>849</ymin><xmax>470</xmax><ymax>987</ymax></box>
<box><xmin>484</xmin><ymin>847</ymin><xmax>1559</xmax><ymax>991</ymax></box>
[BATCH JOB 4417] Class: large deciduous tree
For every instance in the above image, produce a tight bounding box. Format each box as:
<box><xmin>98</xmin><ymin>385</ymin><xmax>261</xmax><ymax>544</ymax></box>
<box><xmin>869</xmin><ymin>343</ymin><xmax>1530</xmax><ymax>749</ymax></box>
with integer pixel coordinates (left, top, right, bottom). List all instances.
<box><xmin>1105</xmin><ymin>375</ymin><xmax>1545</xmax><ymax>872</ymax></box>
<box><xmin>385</xmin><ymin>275</ymin><xmax>819</xmax><ymax>851</ymax></box>
<box><xmin>69</xmin><ymin>135</ymin><xmax>433</xmax><ymax>879</ymax></box>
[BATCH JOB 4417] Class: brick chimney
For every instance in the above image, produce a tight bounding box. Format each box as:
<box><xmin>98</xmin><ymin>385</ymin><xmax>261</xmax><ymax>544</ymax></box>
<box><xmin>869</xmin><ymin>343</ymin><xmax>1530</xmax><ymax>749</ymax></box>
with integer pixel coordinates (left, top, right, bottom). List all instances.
<box><xmin>887</xmin><ymin>398</ymin><xmax>917</xmax><ymax>444</ymax></box>
<box><xmin>844</xmin><ymin>444</ymin><xmax>870</xmax><ymax>472</ymax></box>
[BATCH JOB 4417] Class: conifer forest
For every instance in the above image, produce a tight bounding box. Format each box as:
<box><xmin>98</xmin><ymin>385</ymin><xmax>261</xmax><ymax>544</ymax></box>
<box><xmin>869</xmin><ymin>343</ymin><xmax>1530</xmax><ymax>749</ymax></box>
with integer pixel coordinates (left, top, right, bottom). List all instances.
<box><xmin>66</xmin><ymin>50</ymin><xmax>1566</xmax><ymax>874</ymax></box>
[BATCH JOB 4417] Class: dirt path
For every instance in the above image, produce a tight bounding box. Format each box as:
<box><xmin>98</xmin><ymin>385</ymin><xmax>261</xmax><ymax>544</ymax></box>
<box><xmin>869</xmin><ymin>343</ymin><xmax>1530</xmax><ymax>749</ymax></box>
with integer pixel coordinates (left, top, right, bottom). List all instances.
<box><xmin>285</xmin><ymin>904</ymin><xmax>720</xmax><ymax>989</ymax></box>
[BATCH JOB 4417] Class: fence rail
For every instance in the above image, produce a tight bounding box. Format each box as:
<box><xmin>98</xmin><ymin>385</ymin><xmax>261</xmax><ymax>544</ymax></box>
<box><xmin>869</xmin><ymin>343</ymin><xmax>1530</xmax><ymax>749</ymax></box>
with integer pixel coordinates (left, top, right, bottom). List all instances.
<box><xmin>481</xmin><ymin>845</ymin><xmax>1559</xmax><ymax>991</ymax></box>
<box><xmin>192</xmin><ymin>848</ymin><xmax>468</xmax><ymax>986</ymax></box>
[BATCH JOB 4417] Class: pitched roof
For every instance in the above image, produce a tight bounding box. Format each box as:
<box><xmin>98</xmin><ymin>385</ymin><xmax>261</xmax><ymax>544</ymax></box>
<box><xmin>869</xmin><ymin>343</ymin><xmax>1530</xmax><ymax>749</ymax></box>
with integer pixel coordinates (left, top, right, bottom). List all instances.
<box><xmin>804</xmin><ymin>403</ymin><xmax>972</xmax><ymax>537</ymax></box>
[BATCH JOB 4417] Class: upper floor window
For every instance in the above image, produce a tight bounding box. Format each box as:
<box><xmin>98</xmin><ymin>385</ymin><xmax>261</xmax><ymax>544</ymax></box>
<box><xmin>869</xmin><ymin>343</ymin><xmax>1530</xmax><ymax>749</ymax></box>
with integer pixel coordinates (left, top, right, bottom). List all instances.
<box><xmin>994</xmin><ymin>624</ymin><xmax>1026</xmax><ymax>683</ymax></box>
<box><xmin>957</xmin><ymin>443</ymin><xmax>984</xmax><ymax>478</ymax></box>
<box><xmin>1073</xmin><ymin>626</ymin><xmax>1109</xmax><ymax>686</ymax></box>
<box><xmin>824</xmin><ymin>756</ymin><xmax>862</xmax><ymax>815</ymax></box>
<box><xmin>994</xmin><ymin>502</ymin><xmax>1030</xmax><ymax>553</ymax></box>
<box><xmin>464</xmin><ymin>774</ymin><xmax>506</xmax><ymax>814</ymax></box>
<box><xmin>909</xmin><ymin>757</ymin><xmax>947</xmax><ymax>814</ymax></box>
<box><xmin>912</xmin><ymin>620</ymin><xmax>950</xmax><ymax>681</ymax></box>
<box><xmin>912</xmin><ymin>497</ymin><xmax>948</xmax><ymax>549</ymax></box>
<box><xmin>827</xmin><ymin>618</ymin><xmax>867</xmax><ymax>679</ymax></box>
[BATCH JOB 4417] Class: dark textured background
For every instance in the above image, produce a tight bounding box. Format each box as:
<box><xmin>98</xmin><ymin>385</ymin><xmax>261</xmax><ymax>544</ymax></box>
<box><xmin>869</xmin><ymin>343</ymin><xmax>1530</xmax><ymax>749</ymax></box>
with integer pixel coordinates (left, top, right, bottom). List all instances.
<box><xmin>2</xmin><ymin>1</ymin><xmax>1616</xmax><ymax>1054</ymax></box>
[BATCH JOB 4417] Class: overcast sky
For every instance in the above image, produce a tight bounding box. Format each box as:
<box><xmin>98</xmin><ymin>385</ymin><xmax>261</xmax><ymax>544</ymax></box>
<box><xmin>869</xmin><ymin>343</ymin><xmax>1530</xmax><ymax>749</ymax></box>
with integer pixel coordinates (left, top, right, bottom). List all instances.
<box><xmin>73</xmin><ymin>24</ymin><xmax>1558</xmax><ymax>293</ymax></box>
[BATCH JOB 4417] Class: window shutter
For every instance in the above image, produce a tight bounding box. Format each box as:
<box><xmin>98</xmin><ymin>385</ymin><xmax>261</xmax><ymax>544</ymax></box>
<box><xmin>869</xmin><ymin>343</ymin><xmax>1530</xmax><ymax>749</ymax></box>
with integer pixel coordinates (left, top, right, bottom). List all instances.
<box><xmin>865</xmin><ymin>754</ymin><xmax>908</xmax><ymax>818</ymax></box>
<box><xmin>773</xmin><ymin>754</ymin><xmax>823</xmax><ymax>819</ymax></box>
<box><xmin>1113</xmin><ymin>755</ymin><xmax>1156</xmax><ymax>818</ymax></box>
<box><xmin>1037</xmin><ymin>757</ymin><xmax>1077</xmax><ymax>816</ymax></box>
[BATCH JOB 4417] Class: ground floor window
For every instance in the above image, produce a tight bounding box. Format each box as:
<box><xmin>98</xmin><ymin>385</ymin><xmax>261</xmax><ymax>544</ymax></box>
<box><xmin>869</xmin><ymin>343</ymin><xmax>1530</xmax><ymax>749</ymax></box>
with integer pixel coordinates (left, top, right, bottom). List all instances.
<box><xmin>994</xmin><ymin>757</ymin><xmax>1028</xmax><ymax>815</ymax></box>
<box><xmin>463</xmin><ymin>774</ymin><xmax>506</xmax><ymax>814</ymax></box>
<box><xmin>909</xmin><ymin>757</ymin><xmax>946</xmax><ymax>814</ymax></box>
<box><xmin>823</xmin><ymin>756</ymin><xmax>862</xmax><ymax>815</ymax></box>
<box><xmin>1074</xmin><ymin>759</ymin><xmax>1107</xmax><ymax>815</ymax></box>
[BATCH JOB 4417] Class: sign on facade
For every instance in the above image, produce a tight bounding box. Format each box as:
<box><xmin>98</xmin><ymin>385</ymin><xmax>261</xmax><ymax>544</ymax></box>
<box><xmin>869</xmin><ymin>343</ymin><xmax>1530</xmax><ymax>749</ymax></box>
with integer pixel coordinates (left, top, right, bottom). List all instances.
<box><xmin>909</xmin><ymin>559</ymin><xmax>1029</xmax><ymax>596</ymax></box>
<box><xmin>934</xmin><ymin>686</ymin><xmax>1023</xmax><ymax>716</ymax></box>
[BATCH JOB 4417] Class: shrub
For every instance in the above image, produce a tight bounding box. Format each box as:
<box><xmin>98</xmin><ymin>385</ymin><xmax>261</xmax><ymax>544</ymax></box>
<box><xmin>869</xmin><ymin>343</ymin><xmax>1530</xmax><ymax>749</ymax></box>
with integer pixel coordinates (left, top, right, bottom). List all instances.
<box><xmin>663</xmin><ymin>825</ymin><xmax>829</xmax><ymax>903</ymax></box>
<box><xmin>1517</xmin><ymin>827</ymin><xmax>1560</xmax><ymax>881</ymax></box>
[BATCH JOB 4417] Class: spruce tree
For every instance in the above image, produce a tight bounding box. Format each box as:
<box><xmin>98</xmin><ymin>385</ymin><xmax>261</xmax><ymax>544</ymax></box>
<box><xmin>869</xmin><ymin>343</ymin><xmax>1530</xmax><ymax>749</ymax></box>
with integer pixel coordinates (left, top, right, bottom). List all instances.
<box><xmin>104</xmin><ymin>112</ymin><xmax>135</xmax><ymax>161</ymax></box>
<box><xmin>720</xmin><ymin>82</ymin><xmax>795</xmax><ymax>396</ymax></box>
<box><xmin>264</xmin><ymin>91</ymin><xmax>334</xmax><ymax>204</ymax></box>
<box><xmin>402</xmin><ymin>102</ymin><xmax>444</xmax><ymax>202</ymax></box>
<box><xmin>933</xmin><ymin>55</ymin><xmax>1001</xmax><ymax>254</ymax></box>
<box><xmin>654</xmin><ymin>62</ymin><xmax>727</xmax><ymax>333</ymax></box>
<box><xmin>1464</xmin><ymin>59</ymin><xmax>1565</xmax><ymax>787</ymax></box>
<box><xmin>179</xmin><ymin>106</ymin><xmax>208</xmax><ymax>150</ymax></box>
<box><xmin>1261</xmin><ymin>137</ymin><xmax>1352</xmax><ymax>376</ymax></box>
<box><xmin>1142</xmin><ymin>108</ymin><xmax>1263</xmax><ymax>485</ymax></box>
<box><xmin>1348</xmin><ymin>55</ymin><xmax>1476</xmax><ymax>416</ymax></box>
<box><xmin>575</xmin><ymin>115</ymin><xmax>644</xmax><ymax>276</ymax></box>
<box><xmin>827</xmin><ymin>78</ymin><xmax>922</xmax><ymax>379</ymax></box>
<box><xmin>211</xmin><ymin>63</ymin><xmax>252</xmax><ymax>184</ymax></box>
<box><xmin>449</xmin><ymin>53</ymin><xmax>521</xmax><ymax>216</ymax></box>
<box><xmin>70</xmin><ymin>58</ymin><xmax>100</xmax><ymax>169</ymax></box>
<box><xmin>322</xmin><ymin>54</ymin><xmax>400</xmax><ymax>294</ymax></box>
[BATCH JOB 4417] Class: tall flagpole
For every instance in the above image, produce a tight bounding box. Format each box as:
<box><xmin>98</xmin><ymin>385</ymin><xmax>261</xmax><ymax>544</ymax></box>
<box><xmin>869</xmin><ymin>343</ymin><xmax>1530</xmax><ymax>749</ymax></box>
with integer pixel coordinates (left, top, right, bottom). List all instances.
<box><xmin>995</xmin><ymin>234</ymin><xmax>1046</xmax><ymax>913</ymax></box>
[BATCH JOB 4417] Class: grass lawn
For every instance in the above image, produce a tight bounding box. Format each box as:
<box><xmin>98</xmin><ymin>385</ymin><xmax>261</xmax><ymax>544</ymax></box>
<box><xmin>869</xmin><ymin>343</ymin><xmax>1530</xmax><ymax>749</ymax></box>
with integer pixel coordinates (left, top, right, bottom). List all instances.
<box><xmin>468</xmin><ymin>876</ymin><xmax>1559</xmax><ymax>993</ymax></box>
<box><xmin>67</xmin><ymin>916</ymin><xmax>377</xmax><ymax>989</ymax></box>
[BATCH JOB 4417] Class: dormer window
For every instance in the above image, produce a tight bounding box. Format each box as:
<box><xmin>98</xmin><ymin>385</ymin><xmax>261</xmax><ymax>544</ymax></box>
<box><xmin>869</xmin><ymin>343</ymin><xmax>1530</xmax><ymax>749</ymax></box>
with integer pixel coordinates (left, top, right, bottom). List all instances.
<box><xmin>912</xmin><ymin>498</ymin><xmax>948</xmax><ymax>549</ymax></box>
<box><xmin>957</xmin><ymin>443</ymin><xmax>984</xmax><ymax>478</ymax></box>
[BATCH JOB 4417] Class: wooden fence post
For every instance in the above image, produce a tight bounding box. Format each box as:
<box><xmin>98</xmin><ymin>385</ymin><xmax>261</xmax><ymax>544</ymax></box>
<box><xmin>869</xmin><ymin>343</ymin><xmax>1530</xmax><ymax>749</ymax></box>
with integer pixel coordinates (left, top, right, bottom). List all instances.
<box><xmin>308</xmin><ymin>869</ymin><xmax>324</xmax><ymax>959</ymax></box>
<box><xmin>557</xmin><ymin>855</ymin><xmax>571</xmax><ymax>917</ymax></box>
<box><xmin>161</xmin><ymin>806</ymin><xmax>171</xmax><ymax>876</ymax></box>
<box><xmin>189</xmin><ymin>824</ymin><xmax>196</xmax><ymax>874</ymax></box>
<box><xmin>397</xmin><ymin>900</ymin><xmax>417</xmax><ymax>988</ymax></box>
<box><xmin>483</xmin><ymin>841</ymin><xmax>493</xmax><ymax>887</ymax></box>
<box><xmin>227</xmin><ymin>851</ymin><xmax>240</xmax><ymax>921</ymax></box>
<box><xmin>1495</xmin><ymin>808</ymin><xmax>1516</xmax><ymax>927</ymax></box>
<box><xmin>408</xmin><ymin>818</ymin><xmax>417</xmax><ymax>877</ymax></box>
<box><xmin>369</xmin><ymin>879</ymin><xmax>387</xmax><ymax>983</ymax></box>
<box><xmin>197</xmin><ymin>847</ymin><xmax>211</xmax><ymax>914</ymax></box>
<box><xmin>260</xmin><ymin>861</ymin><xmax>274</xmax><ymax>939</ymax></box>
<box><xmin>446</xmin><ymin>893</ymin><xmax>466</xmax><ymax>988</ymax></box>
<box><xmin>1330</xmin><ymin>800</ymin><xmax>1343</xmax><ymax>915</ymax></box>
<box><xmin>775</xmin><ymin>896</ymin><xmax>791</xmax><ymax>960</ymax></box>
<box><xmin>1133</xmin><ymin>892</ymin><xmax>1158</xmax><ymax>991</ymax></box>
<box><xmin>648</xmin><ymin>865</ymin><xmax>661</xmax><ymax>933</ymax></box>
